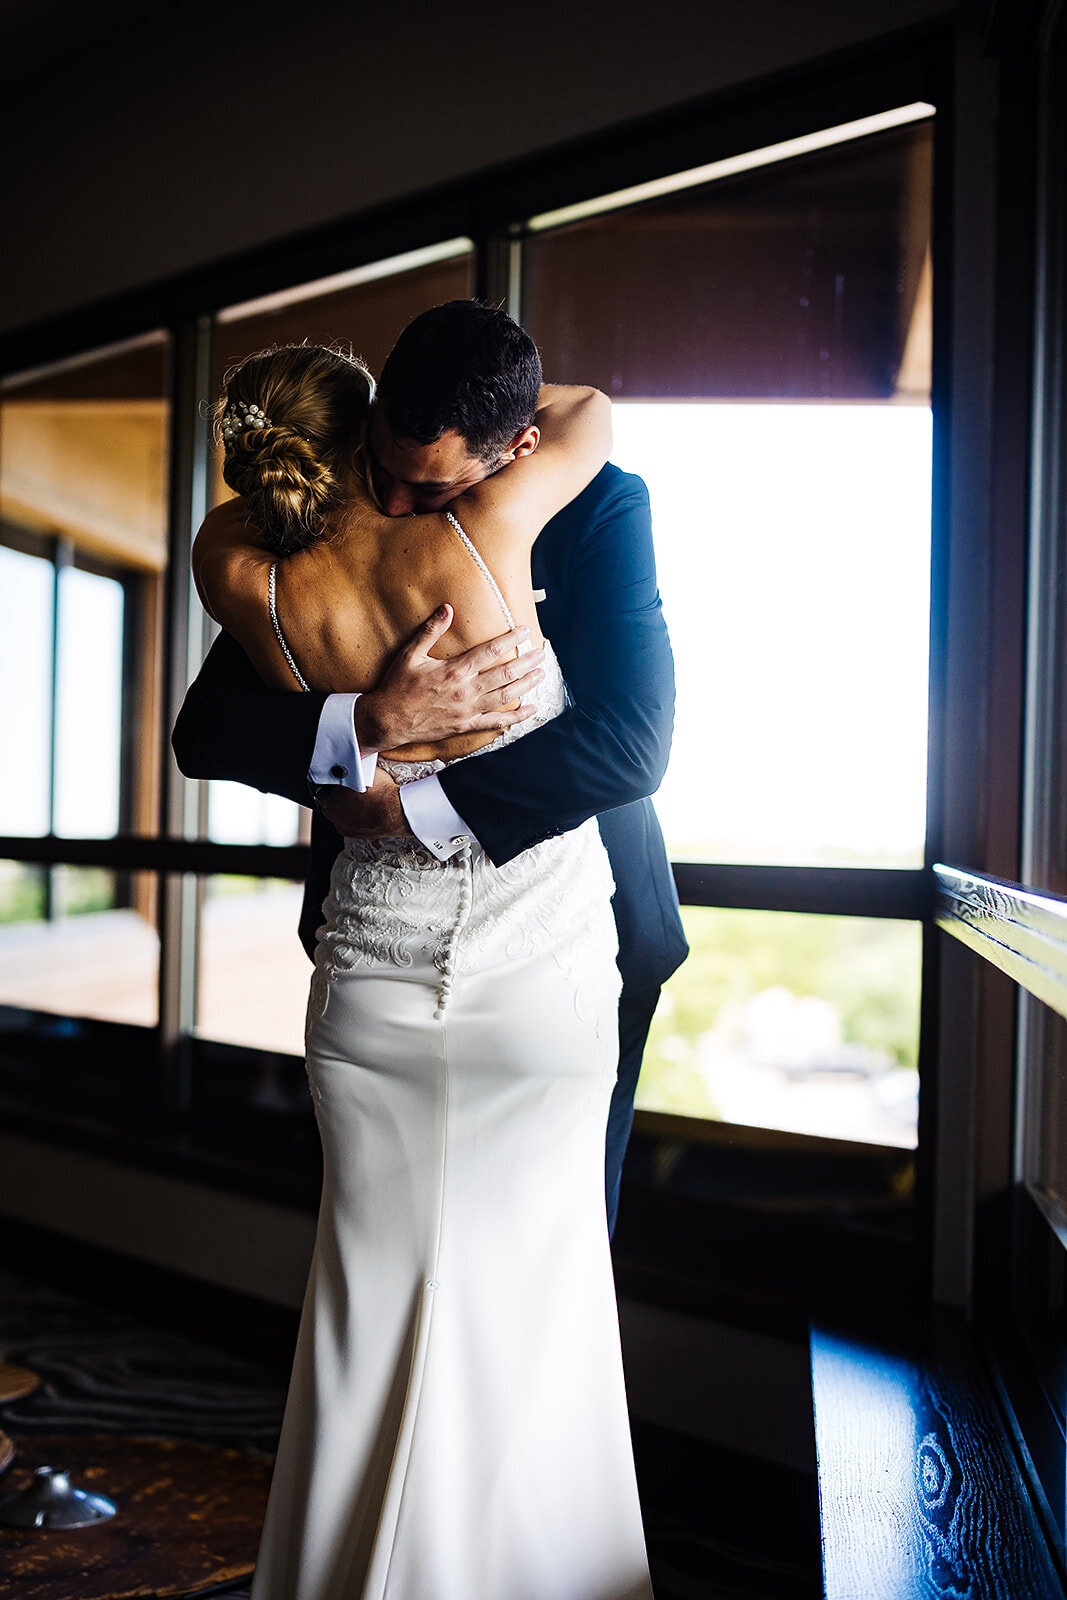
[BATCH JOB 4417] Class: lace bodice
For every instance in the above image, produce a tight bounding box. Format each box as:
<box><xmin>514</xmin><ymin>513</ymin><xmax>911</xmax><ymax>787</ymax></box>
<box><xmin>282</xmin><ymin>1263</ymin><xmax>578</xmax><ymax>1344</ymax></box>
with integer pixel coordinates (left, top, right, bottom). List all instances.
<box><xmin>310</xmin><ymin>633</ymin><xmax>607</xmax><ymax>1022</ymax></box>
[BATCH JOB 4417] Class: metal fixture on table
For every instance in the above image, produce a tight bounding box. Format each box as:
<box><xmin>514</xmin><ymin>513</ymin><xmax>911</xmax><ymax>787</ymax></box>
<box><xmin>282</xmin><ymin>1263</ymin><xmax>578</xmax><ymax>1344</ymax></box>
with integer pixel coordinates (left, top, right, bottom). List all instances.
<box><xmin>0</xmin><ymin>1464</ymin><xmax>117</xmax><ymax>1528</ymax></box>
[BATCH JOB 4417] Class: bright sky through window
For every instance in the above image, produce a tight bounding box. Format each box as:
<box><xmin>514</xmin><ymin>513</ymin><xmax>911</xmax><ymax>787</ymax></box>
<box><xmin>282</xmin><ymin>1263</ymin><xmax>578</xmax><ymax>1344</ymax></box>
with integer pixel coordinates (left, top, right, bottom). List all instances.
<box><xmin>0</xmin><ymin>545</ymin><xmax>53</xmax><ymax>836</ymax></box>
<box><xmin>611</xmin><ymin>403</ymin><xmax>932</xmax><ymax>867</ymax></box>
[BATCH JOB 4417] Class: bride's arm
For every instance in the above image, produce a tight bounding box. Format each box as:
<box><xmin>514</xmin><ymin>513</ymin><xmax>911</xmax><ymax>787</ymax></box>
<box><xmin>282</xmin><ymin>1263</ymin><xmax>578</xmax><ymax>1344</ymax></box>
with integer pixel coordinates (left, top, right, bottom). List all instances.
<box><xmin>456</xmin><ymin>384</ymin><xmax>612</xmax><ymax>541</ymax></box>
<box><xmin>192</xmin><ymin>496</ymin><xmax>270</xmax><ymax>627</ymax></box>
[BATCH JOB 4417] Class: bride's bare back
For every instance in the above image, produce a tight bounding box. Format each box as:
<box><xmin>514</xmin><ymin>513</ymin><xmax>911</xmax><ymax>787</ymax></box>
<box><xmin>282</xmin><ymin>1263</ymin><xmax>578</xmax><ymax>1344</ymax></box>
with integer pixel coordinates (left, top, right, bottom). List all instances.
<box><xmin>194</xmin><ymin>384</ymin><xmax>610</xmax><ymax>763</ymax></box>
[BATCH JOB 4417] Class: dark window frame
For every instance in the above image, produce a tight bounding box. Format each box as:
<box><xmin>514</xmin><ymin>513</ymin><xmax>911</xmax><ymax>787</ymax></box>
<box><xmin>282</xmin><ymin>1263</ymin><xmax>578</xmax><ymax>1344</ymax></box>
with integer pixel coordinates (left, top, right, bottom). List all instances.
<box><xmin>932</xmin><ymin>0</ymin><xmax>1067</xmax><ymax>1571</ymax></box>
<box><xmin>0</xmin><ymin>32</ymin><xmax>954</xmax><ymax>1309</ymax></box>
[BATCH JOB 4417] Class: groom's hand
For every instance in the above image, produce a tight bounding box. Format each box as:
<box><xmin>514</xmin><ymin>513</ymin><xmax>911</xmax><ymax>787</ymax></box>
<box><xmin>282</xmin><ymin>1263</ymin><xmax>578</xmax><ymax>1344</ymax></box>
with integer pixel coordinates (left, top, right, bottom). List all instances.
<box><xmin>353</xmin><ymin>605</ymin><xmax>544</xmax><ymax>753</ymax></box>
<box><xmin>316</xmin><ymin>770</ymin><xmax>410</xmax><ymax>839</ymax></box>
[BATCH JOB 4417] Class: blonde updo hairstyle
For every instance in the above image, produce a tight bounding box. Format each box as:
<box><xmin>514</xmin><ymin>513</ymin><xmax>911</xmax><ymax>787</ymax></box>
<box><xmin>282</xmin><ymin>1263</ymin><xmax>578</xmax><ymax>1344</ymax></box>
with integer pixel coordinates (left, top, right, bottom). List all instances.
<box><xmin>217</xmin><ymin>344</ymin><xmax>375</xmax><ymax>555</ymax></box>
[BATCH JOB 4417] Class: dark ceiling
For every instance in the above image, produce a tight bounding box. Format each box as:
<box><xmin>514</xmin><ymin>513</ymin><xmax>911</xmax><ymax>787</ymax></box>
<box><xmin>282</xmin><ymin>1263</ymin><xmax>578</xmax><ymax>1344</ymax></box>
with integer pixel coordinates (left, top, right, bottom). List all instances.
<box><xmin>0</xmin><ymin>0</ymin><xmax>224</xmax><ymax>84</ymax></box>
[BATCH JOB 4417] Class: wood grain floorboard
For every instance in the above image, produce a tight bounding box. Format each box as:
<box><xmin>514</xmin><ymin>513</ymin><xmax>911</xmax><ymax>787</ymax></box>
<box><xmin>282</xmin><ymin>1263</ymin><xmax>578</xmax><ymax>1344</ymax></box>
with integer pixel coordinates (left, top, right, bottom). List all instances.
<box><xmin>0</xmin><ymin>1268</ymin><xmax>817</xmax><ymax>1599</ymax></box>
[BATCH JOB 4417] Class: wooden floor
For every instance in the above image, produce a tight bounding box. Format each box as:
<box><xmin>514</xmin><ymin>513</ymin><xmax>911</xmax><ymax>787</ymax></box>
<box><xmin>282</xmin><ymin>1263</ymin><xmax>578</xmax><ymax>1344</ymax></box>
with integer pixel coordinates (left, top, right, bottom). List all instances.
<box><xmin>811</xmin><ymin>1323</ymin><xmax>1065</xmax><ymax>1600</ymax></box>
<box><xmin>0</xmin><ymin>1265</ymin><xmax>822</xmax><ymax>1599</ymax></box>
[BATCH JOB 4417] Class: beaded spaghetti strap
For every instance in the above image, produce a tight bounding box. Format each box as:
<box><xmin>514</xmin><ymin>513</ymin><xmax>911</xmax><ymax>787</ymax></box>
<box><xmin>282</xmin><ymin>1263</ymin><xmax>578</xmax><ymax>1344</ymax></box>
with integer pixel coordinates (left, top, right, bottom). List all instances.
<box><xmin>444</xmin><ymin>510</ymin><xmax>516</xmax><ymax>629</ymax></box>
<box><xmin>268</xmin><ymin>561</ymin><xmax>311</xmax><ymax>693</ymax></box>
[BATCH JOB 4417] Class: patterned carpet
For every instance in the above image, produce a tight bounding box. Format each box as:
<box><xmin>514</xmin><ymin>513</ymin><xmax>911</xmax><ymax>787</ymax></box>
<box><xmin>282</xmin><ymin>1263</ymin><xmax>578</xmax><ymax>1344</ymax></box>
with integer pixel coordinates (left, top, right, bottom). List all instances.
<box><xmin>0</xmin><ymin>1267</ymin><xmax>819</xmax><ymax>1599</ymax></box>
<box><xmin>0</xmin><ymin>1270</ymin><xmax>285</xmax><ymax>1454</ymax></box>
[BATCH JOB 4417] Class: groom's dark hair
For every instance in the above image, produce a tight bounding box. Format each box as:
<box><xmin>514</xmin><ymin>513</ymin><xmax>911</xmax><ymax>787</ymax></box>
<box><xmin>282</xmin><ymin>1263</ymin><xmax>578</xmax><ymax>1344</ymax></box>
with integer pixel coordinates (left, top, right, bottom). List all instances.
<box><xmin>376</xmin><ymin>301</ymin><xmax>542</xmax><ymax>464</ymax></box>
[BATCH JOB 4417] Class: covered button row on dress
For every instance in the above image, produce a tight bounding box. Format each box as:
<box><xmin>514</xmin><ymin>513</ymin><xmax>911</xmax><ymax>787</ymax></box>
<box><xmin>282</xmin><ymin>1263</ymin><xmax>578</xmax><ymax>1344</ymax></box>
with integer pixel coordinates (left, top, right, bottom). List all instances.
<box><xmin>434</xmin><ymin>843</ymin><xmax>473</xmax><ymax>1019</ymax></box>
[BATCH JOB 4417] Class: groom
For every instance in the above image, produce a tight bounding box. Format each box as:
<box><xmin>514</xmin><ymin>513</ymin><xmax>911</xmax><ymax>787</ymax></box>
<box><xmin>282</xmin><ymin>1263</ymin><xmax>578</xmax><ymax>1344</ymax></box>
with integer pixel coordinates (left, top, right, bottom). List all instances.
<box><xmin>173</xmin><ymin>301</ymin><xmax>688</xmax><ymax>1234</ymax></box>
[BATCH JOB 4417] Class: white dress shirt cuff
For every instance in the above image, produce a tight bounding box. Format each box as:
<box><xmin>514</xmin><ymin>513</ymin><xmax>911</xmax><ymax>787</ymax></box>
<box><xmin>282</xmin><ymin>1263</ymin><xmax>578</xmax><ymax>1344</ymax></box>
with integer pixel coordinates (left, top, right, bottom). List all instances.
<box><xmin>308</xmin><ymin>693</ymin><xmax>378</xmax><ymax>792</ymax></box>
<box><xmin>400</xmin><ymin>775</ymin><xmax>479</xmax><ymax>861</ymax></box>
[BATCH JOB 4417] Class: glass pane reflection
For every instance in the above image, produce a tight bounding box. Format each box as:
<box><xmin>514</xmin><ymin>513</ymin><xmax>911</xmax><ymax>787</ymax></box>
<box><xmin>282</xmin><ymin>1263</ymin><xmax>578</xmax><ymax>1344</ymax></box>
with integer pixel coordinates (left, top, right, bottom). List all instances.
<box><xmin>0</xmin><ymin>860</ymin><xmax>159</xmax><ymax>1026</ymax></box>
<box><xmin>523</xmin><ymin>122</ymin><xmax>932</xmax><ymax>401</ymax></box>
<box><xmin>639</xmin><ymin>906</ymin><xmax>922</xmax><ymax>1148</ymax></box>
<box><xmin>54</xmin><ymin>565</ymin><xmax>124</xmax><ymax>838</ymax></box>
<box><xmin>0</xmin><ymin>544</ymin><xmax>53</xmax><ymax>836</ymax></box>
<box><xmin>1038</xmin><ymin>1013</ymin><xmax>1067</xmax><ymax>1213</ymax></box>
<box><xmin>207</xmin><ymin>782</ymin><xmax>304</xmax><ymax>847</ymax></box>
<box><xmin>522</xmin><ymin>119</ymin><xmax>933</xmax><ymax>870</ymax></box>
<box><xmin>196</xmin><ymin>876</ymin><xmax>309</xmax><ymax>1056</ymax></box>
<box><xmin>0</xmin><ymin>333</ymin><xmax>170</xmax><ymax>842</ymax></box>
<box><xmin>1020</xmin><ymin>994</ymin><xmax>1067</xmax><ymax>1213</ymax></box>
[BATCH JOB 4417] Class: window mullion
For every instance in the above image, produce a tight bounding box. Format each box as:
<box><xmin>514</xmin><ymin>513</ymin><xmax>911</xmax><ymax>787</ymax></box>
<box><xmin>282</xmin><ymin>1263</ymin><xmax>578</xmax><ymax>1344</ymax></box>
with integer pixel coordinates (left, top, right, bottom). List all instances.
<box><xmin>157</xmin><ymin>315</ymin><xmax>212</xmax><ymax>1115</ymax></box>
<box><xmin>473</xmin><ymin>230</ymin><xmax>521</xmax><ymax>320</ymax></box>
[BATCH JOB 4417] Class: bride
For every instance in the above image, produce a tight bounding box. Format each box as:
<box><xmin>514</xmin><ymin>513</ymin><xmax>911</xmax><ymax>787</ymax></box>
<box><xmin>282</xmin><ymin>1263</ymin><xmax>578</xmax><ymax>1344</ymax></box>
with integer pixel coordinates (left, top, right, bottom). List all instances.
<box><xmin>192</xmin><ymin>342</ymin><xmax>654</xmax><ymax>1600</ymax></box>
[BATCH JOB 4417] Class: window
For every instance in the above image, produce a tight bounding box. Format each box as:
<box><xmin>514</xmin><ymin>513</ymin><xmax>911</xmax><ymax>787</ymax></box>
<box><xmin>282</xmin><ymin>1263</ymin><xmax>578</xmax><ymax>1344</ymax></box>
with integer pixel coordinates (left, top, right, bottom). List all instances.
<box><xmin>1020</xmin><ymin>2</ymin><xmax>1067</xmax><ymax>1211</ymax></box>
<box><xmin>203</xmin><ymin>238</ymin><xmax>476</xmax><ymax>842</ymax></box>
<box><xmin>192</xmin><ymin>241</ymin><xmax>476</xmax><ymax>1053</ymax></box>
<box><xmin>642</xmin><ymin>909</ymin><xmax>921</xmax><ymax>1146</ymax></box>
<box><xmin>1010</xmin><ymin>16</ymin><xmax>1067</xmax><ymax>1555</ymax></box>
<box><xmin>0</xmin><ymin>540</ymin><xmax>52</xmax><ymax>837</ymax></box>
<box><xmin>521</xmin><ymin>110</ymin><xmax>934</xmax><ymax>1150</ymax></box>
<box><xmin>932</xmin><ymin>5</ymin><xmax>1067</xmax><ymax>1565</ymax></box>
<box><xmin>0</xmin><ymin>61</ymin><xmax>942</xmax><ymax>1261</ymax></box>
<box><xmin>0</xmin><ymin>334</ymin><xmax>170</xmax><ymax>1027</ymax></box>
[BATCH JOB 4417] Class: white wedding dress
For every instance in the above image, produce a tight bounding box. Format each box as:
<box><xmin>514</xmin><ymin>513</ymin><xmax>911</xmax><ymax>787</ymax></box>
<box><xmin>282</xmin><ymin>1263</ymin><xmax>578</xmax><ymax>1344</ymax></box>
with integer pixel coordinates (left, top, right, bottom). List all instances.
<box><xmin>250</xmin><ymin>515</ymin><xmax>654</xmax><ymax>1600</ymax></box>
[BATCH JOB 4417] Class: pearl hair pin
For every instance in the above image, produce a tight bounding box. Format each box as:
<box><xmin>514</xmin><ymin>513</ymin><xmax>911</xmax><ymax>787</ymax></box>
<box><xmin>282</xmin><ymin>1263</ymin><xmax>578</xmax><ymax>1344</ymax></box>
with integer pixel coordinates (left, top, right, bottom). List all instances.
<box><xmin>220</xmin><ymin>400</ymin><xmax>272</xmax><ymax>446</ymax></box>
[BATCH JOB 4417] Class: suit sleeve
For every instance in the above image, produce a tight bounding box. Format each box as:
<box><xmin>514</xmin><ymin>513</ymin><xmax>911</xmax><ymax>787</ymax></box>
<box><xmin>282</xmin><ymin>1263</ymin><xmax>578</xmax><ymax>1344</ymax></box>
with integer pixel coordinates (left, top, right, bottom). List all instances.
<box><xmin>171</xmin><ymin>629</ymin><xmax>328</xmax><ymax>809</ymax></box>
<box><xmin>439</xmin><ymin>476</ymin><xmax>675</xmax><ymax>867</ymax></box>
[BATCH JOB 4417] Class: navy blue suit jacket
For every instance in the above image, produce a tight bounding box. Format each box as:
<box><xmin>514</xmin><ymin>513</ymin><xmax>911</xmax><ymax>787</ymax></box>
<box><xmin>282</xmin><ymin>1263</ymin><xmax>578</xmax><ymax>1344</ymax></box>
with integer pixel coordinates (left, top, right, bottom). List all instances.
<box><xmin>172</xmin><ymin>464</ymin><xmax>687</xmax><ymax>992</ymax></box>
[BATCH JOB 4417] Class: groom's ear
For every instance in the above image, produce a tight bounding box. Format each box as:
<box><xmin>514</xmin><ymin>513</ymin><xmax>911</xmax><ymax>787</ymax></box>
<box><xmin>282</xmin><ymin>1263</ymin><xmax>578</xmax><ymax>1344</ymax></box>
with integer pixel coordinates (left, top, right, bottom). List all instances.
<box><xmin>498</xmin><ymin>424</ymin><xmax>539</xmax><ymax>465</ymax></box>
